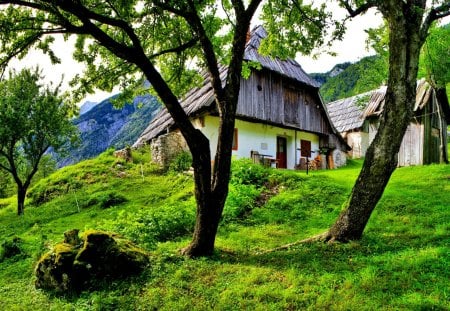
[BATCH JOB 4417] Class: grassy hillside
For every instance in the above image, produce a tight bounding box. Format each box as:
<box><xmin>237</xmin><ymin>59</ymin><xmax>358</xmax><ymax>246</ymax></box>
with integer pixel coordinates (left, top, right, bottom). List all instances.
<box><xmin>0</xmin><ymin>150</ymin><xmax>449</xmax><ymax>310</ymax></box>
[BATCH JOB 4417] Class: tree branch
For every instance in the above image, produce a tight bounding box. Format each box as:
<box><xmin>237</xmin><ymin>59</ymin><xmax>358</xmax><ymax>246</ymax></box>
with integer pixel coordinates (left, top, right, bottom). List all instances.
<box><xmin>149</xmin><ymin>37</ymin><xmax>199</xmax><ymax>59</ymax></box>
<box><xmin>183</xmin><ymin>0</ymin><xmax>223</xmax><ymax>99</ymax></box>
<box><xmin>338</xmin><ymin>0</ymin><xmax>377</xmax><ymax>18</ymax></box>
<box><xmin>421</xmin><ymin>2</ymin><xmax>450</xmax><ymax>41</ymax></box>
<box><xmin>0</xmin><ymin>32</ymin><xmax>42</xmax><ymax>73</ymax></box>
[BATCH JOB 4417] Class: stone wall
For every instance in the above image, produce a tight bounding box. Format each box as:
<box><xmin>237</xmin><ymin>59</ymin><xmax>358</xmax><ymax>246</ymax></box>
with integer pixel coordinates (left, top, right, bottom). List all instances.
<box><xmin>332</xmin><ymin>148</ymin><xmax>347</xmax><ymax>168</ymax></box>
<box><xmin>150</xmin><ymin>131</ymin><xmax>189</xmax><ymax>169</ymax></box>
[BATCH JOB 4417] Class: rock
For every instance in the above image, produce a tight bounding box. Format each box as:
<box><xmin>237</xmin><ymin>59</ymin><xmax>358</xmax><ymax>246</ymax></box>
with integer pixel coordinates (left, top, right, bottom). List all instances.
<box><xmin>64</xmin><ymin>229</ymin><xmax>81</xmax><ymax>246</ymax></box>
<box><xmin>113</xmin><ymin>147</ymin><xmax>132</xmax><ymax>162</ymax></box>
<box><xmin>35</xmin><ymin>229</ymin><xmax>149</xmax><ymax>292</ymax></box>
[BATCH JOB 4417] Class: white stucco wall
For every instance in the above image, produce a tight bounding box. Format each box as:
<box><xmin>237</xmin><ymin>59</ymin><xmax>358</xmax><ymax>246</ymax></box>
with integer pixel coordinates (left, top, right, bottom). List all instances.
<box><xmin>196</xmin><ymin>116</ymin><xmax>320</xmax><ymax>169</ymax></box>
<box><xmin>347</xmin><ymin>131</ymin><xmax>370</xmax><ymax>158</ymax></box>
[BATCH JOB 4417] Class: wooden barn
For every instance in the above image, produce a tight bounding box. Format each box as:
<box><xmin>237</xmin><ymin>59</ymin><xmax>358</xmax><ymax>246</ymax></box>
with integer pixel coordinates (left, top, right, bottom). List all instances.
<box><xmin>134</xmin><ymin>26</ymin><xmax>349</xmax><ymax>169</ymax></box>
<box><xmin>327</xmin><ymin>79</ymin><xmax>450</xmax><ymax>166</ymax></box>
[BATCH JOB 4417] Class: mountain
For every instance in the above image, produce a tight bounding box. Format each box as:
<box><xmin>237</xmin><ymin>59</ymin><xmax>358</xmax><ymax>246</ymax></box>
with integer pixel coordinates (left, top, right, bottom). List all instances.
<box><xmin>55</xmin><ymin>94</ymin><xmax>160</xmax><ymax>167</ymax></box>
<box><xmin>311</xmin><ymin>55</ymin><xmax>387</xmax><ymax>103</ymax></box>
<box><xmin>79</xmin><ymin>101</ymin><xmax>97</xmax><ymax>115</ymax></box>
<box><xmin>309</xmin><ymin>62</ymin><xmax>352</xmax><ymax>86</ymax></box>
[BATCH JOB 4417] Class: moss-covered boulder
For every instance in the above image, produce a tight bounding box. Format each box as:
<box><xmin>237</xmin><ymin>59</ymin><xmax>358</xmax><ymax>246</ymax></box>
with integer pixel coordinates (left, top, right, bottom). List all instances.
<box><xmin>35</xmin><ymin>229</ymin><xmax>149</xmax><ymax>292</ymax></box>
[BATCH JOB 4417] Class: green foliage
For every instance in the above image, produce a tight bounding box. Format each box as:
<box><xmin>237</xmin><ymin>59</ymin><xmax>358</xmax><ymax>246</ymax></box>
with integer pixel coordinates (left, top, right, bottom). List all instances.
<box><xmin>320</xmin><ymin>55</ymin><xmax>388</xmax><ymax>103</ymax></box>
<box><xmin>0</xmin><ymin>153</ymin><xmax>449</xmax><ymax>309</ymax></box>
<box><xmin>0</xmin><ymin>236</ymin><xmax>24</xmax><ymax>262</ymax></box>
<box><xmin>101</xmin><ymin>201</ymin><xmax>195</xmax><ymax>250</ymax></box>
<box><xmin>230</xmin><ymin>158</ymin><xmax>269</xmax><ymax>187</ymax></box>
<box><xmin>242</xmin><ymin>61</ymin><xmax>262</xmax><ymax>79</ymax></box>
<box><xmin>168</xmin><ymin>151</ymin><xmax>192</xmax><ymax>173</ymax></box>
<box><xmin>89</xmin><ymin>191</ymin><xmax>128</xmax><ymax>209</ymax></box>
<box><xmin>0</xmin><ymin>68</ymin><xmax>77</xmax><ymax>213</ymax></box>
<box><xmin>260</xmin><ymin>1</ymin><xmax>342</xmax><ymax>59</ymax></box>
<box><xmin>419</xmin><ymin>23</ymin><xmax>450</xmax><ymax>88</ymax></box>
<box><xmin>0</xmin><ymin>169</ymin><xmax>14</xmax><ymax>198</ymax></box>
<box><xmin>222</xmin><ymin>183</ymin><xmax>261</xmax><ymax>224</ymax></box>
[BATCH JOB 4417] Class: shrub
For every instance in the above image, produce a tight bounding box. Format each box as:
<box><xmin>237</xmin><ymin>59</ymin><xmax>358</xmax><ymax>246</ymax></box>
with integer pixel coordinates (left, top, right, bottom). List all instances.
<box><xmin>0</xmin><ymin>237</ymin><xmax>24</xmax><ymax>261</ymax></box>
<box><xmin>101</xmin><ymin>201</ymin><xmax>195</xmax><ymax>250</ymax></box>
<box><xmin>230</xmin><ymin>158</ymin><xmax>269</xmax><ymax>187</ymax></box>
<box><xmin>88</xmin><ymin>192</ymin><xmax>128</xmax><ymax>209</ymax></box>
<box><xmin>169</xmin><ymin>151</ymin><xmax>192</xmax><ymax>173</ymax></box>
<box><xmin>222</xmin><ymin>184</ymin><xmax>261</xmax><ymax>223</ymax></box>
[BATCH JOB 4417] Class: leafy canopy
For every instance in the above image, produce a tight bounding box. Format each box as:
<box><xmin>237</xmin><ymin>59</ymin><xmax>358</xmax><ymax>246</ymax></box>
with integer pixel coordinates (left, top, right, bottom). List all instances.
<box><xmin>0</xmin><ymin>1</ymin><xmax>250</xmax><ymax>104</ymax></box>
<box><xmin>0</xmin><ymin>67</ymin><xmax>77</xmax><ymax>188</ymax></box>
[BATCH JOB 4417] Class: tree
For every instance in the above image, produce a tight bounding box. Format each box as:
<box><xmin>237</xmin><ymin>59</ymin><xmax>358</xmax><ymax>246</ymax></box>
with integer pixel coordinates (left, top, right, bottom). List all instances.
<box><xmin>0</xmin><ymin>1</ymin><xmax>330</xmax><ymax>256</ymax></box>
<box><xmin>0</xmin><ymin>68</ymin><xmax>76</xmax><ymax>215</ymax></box>
<box><xmin>419</xmin><ymin>23</ymin><xmax>450</xmax><ymax>92</ymax></box>
<box><xmin>0</xmin><ymin>0</ymin><xmax>260</xmax><ymax>256</ymax></box>
<box><xmin>324</xmin><ymin>1</ymin><xmax>450</xmax><ymax>242</ymax></box>
<box><xmin>261</xmin><ymin>0</ymin><xmax>449</xmax><ymax>243</ymax></box>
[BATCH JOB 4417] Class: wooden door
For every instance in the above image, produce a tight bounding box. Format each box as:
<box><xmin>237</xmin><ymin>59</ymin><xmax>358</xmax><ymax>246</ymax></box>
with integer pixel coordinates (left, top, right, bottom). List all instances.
<box><xmin>276</xmin><ymin>137</ymin><xmax>287</xmax><ymax>168</ymax></box>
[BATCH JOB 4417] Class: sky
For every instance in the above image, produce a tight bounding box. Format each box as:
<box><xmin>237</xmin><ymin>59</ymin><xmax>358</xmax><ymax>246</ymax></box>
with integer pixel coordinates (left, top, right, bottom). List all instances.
<box><xmin>9</xmin><ymin>5</ymin><xmax>385</xmax><ymax>104</ymax></box>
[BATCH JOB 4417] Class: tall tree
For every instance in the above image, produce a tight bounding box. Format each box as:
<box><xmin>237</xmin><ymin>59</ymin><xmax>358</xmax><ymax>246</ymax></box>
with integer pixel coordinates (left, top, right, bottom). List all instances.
<box><xmin>325</xmin><ymin>0</ymin><xmax>450</xmax><ymax>241</ymax></box>
<box><xmin>0</xmin><ymin>68</ymin><xmax>76</xmax><ymax>215</ymax></box>
<box><xmin>0</xmin><ymin>0</ymin><xmax>260</xmax><ymax>256</ymax></box>
<box><xmin>0</xmin><ymin>1</ymin><xmax>329</xmax><ymax>256</ymax></box>
<box><xmin>261</xmin><ymin>0</ymin><xmax>448</xmax><ymax>243</ymax></box>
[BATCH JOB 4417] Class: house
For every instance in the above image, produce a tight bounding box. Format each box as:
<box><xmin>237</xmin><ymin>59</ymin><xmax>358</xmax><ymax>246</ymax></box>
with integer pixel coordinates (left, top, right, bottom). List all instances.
<box><xmin>327</xmin><ymin>79</ymin><xmax>450</xmax><ymax>166</ymax></box>
<box><xmin>134</xmin><ymin>26</ymin><xmax>349</xmax><ymax>169</ymax></box>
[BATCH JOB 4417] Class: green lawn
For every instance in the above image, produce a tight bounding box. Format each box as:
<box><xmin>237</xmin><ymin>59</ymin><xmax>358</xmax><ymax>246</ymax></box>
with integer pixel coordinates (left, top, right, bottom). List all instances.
<box><xmin>0</xmin><ymin>150</ymin><xmax>449</xmax><ymax>310</ymax></box>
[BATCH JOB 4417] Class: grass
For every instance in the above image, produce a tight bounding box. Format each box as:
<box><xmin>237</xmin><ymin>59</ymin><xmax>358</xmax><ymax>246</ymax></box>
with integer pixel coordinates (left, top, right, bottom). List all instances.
<box><xmin>0</xmin><ymin>150</ymin><xmax>449</xmax><ymax>310</ymax></box>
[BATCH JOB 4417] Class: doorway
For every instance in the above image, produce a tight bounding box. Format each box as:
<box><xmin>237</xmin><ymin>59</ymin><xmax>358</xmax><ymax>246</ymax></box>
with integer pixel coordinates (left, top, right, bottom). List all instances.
<box><xmin>276</xmin><ymin>136</ymin><xmax>287</xmax><ymax>168</ymax></box>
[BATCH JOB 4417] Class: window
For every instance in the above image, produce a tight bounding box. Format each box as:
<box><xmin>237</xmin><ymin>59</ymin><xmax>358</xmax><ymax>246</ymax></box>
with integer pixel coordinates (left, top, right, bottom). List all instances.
<box><xmin>300</xmin><ymin>139</ymin><xmax>311</xmax><ymax>157</ymax></box>
<box><xmin>232</xmin><ymin>128</ymin><xmax>238</xmax><ymax>150</ymax></box>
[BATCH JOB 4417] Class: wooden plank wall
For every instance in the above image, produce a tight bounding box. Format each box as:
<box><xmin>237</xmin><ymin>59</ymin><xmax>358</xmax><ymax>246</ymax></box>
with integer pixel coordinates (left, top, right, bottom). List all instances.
<box><xmin>398</xmin><ymin>123</ymin><xmax>423</xmax><ymax>166</ymax></box>
<box><xmin>237</xmin><ymin>70</ymin><xmax>331</xmax><ymax>135</ymax></box>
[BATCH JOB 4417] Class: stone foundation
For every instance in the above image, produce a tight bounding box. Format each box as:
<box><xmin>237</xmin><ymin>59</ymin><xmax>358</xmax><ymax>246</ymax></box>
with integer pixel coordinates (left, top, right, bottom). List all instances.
<box><xmin>150</xmin><ymin>131</ymin><xmax>189</xmax><ymax>169</ymax></box>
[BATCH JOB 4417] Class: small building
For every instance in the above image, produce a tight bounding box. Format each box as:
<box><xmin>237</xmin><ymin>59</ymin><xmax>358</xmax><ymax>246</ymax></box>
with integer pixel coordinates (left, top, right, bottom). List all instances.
<box><xmin>327</xmin><ymin>79</ymin><xmax>450</xmax><ymax>166</ymax></box>
<box><xmin>134</xmin><ymin>26</ymin><xmax>349</xmax><ymax>169</ymax></box>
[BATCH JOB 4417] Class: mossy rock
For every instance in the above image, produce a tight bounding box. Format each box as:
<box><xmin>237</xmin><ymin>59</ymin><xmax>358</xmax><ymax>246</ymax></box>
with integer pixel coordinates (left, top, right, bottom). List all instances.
<box><xmin>35</xmin><ymin>229</ymin><xmax>149</xmax><ymax>292</ymax></box>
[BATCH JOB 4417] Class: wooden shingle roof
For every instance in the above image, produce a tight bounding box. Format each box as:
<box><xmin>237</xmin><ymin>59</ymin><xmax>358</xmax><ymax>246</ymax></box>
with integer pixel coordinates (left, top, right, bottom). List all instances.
<box><xmin>133</xmin><ymin>66</ymin><xmax>227</xmax><ymax>147</ymax></box>
<box><xmin>134</xmin><ymin>26</ymin><xmax>319</xmax><ymax>146</ymax></box>
<box><xmin>326</xmin><ymin>91</ymin><xmax>373</xmax><ymax>133</ymax></box>
<box><xmin>327</xmin><ymin>79</ymin><xmax>447</xmax><ymax>134</ymax></box>
<box><xmin>245</xmin><ymin>26</ymin><xmax>320</xmax><ymax>88</ymax></box>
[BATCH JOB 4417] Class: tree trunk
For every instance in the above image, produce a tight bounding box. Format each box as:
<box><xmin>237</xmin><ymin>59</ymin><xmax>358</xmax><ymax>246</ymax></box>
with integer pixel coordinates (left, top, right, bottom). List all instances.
<box><xmin>326</xmin><ymin>2</ymin><xmax>425</xmax><ymax>242</ymax></box>
<box><xmin>181</xmin><ymin>103</ymin><xmax>237</xmax><ymax>257</ymax></box>
<box><xmin>17</xmin><ymin>186</ymin><xmax>26</xmax><ymax>216</ymax></box>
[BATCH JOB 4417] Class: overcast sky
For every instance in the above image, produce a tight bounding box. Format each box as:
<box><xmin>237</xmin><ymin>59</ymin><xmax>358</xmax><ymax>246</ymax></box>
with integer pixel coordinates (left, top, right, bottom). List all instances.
<box><xmin>9</xmin><ymin>5</ymin><xmax>384</xmax><ymax>104</ymax></box>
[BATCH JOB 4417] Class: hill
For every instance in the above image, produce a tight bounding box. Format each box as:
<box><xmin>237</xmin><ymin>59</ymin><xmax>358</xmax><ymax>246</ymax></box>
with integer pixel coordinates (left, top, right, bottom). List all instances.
<box><xmin>55</xmin><ymin>94</ymin><xmax>160</xmax><ymax>167</ymax></box>
<box><xmin>309</xmin><ymin>62</ymin><xmax>351</xmax><ymax>86</ymax></box>
<box><xmin>312</xmin><ymin>55</ymin><xmax>388</xmax><ymax>103</ymax></box>
<box><xmin>0</xmin><ymin>150</ymin><xmax>449</xmax><ymax>310</ymax></box>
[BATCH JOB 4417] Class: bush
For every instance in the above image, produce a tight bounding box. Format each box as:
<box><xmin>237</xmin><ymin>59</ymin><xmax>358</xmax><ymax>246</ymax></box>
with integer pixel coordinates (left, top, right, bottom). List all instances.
<box><xmin>88</xmin><ymin>192</ymin><xmax>128</xmax><ymax>209</ymax></box>
<box><xmin>169</xmin><ymin>151</ymin><xmax>192</xmax><ymax>173</ymax></box>
<box><xmin>230</xmin><ymin>158</ymin><xmax>269</xmax><ymax>187</ymax></box>
<box><xmin>222</xmin><ymin>184</ymin><xmax>261</xmax><ymax>223</ymax></box>
<box><xmin>101</xmin><ymin>201</ymin><xmax>195</xmax><ymax>250</ymax></box>
<box><xmin>0</xmin><ymin>237</ymin><xmax>24</xmax><ymax>261</ymax></box>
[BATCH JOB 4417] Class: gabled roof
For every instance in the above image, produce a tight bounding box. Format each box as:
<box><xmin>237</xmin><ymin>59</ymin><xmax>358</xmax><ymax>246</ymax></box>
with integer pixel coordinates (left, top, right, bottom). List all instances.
<box><xmin>326</xmin><ymin>91</ymin><xmax>373</xmax><ymax>133</ymax></box>
<box><xmin>245</xmin><ymin>26</ymin><xmax>320</xmax><ymax>88</ymax></box>
<box><xmin>134</xmin><ymin>26</ymin><xmax>319</xmax><ymax>147</ymax></box>
<box><xmin>134</xmin><ymin>66</ymin><xmax>227</xmax><ymax>147</ymax></box>
<box><xmin>327</xmin><ymin>79</ymin><xmax>450</xmax><ymax>133</ymax></box>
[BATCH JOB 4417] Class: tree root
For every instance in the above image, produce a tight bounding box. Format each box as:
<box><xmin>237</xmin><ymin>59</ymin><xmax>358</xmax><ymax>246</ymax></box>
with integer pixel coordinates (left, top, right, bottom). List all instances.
<box><xmin>256</xmin><ymin>231</ymin><xmax>332</xmax><ymax>255</ymax></box>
